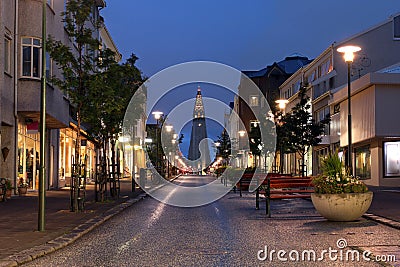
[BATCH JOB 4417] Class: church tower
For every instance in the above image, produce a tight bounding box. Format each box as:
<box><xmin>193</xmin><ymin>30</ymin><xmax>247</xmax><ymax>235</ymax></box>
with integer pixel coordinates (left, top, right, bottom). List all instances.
<box><xmin>188</xmin><ymin>86</ymin><xmax>211</xmax><ymax>173</ymax></box>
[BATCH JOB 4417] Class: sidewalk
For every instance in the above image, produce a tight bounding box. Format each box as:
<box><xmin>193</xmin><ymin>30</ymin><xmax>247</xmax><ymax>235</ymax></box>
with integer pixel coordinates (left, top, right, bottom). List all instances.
<box><xmin>364</xmin><ymin>186</ymin><xmax>400</xmax><ymax>228</ymax></box>
<box><xmin>0</xmin><ymin>181</ymin><xmax>398</xmax><ymax>266</ymax></box>
<box><xmin>0</xmin><ymin>179</ymin><xmax>145</xmax><ymax>265</ymax></box>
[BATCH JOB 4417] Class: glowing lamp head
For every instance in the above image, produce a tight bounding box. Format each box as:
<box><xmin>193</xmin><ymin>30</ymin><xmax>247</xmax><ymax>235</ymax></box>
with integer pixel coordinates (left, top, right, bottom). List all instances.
<box><xmin>165</xmin><ymin>125</ymin><xmax>173</xmax><ymax>132</ymax></box>
<box><xmin>152</xmin><ymin>111</ymin><xmax>163</xmax><ymax>120</ymax></box>
<box><xmin>275</xmin><ymin>99</ymin><xmax>289</xmax><ymax>110</ymax></box>
<box><xmin>238</xmin><ymin>130</ymin><xmax>246</xmax><ymax>137</ymax></box>
<box><xmin>337</xmin><ymin>45</ymin><xmax>361</xmax><ymax>63</ymax></box>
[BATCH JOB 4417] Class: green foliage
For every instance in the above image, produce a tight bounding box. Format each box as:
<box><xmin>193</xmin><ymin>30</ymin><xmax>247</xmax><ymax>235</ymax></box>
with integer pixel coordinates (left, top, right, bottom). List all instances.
<box><xmin>320</xmin><ymin>152</ymin><xmax>344</xmax><ymax>178</ymax></box>
<box><xmin>313</xmin><ymin>152</ymin><xmax>368</xmax><ymax>194</ymax></box>
<box><xmin>216</xmin><ymin>129</ymin><xmax>231</xmax><ymax>160</ymax></box>
<box><xmin>84</xmin><ymin>53</ymin><xmax>144</xmax><ymax>142</ymax></box>
<box><xmin>5</xmin><ymin>179</ymin><xmax>13</xmax><ymax>190</ymax></box>
<box><xmin>248</xmin><ymin>124</ymin><xmax>261</xmax><ymax>156</ymax></box>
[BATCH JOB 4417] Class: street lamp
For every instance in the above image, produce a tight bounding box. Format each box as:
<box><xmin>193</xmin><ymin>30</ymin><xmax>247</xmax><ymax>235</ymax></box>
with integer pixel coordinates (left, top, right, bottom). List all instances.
<box><xmin>275</xmin><ymin>99</ymin><xmax>289</xmax><ymax>110</ymax></box>
<box><xmin>276</xmin><ymin>99</ymin><xmax>288</xmax><ymax>174</ymax></box>
<box><xmin>337</xmin><ymin>45</ymin><xmax>361</xmax><ymax>174</ymax></box>
<box><xmin>152</xmin><ymin>111</ymin><xmax>163</xmax><ymax>173</ymax></box>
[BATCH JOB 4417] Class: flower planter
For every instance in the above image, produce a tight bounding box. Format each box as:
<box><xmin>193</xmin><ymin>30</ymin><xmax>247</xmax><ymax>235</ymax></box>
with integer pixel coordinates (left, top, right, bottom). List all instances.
<box><xmin>311</xmin><ymin>192</ymin><xmax>373</xmax><ymax>221</ymax></box>
<box><xmin>18</xmin><ymin>187</ymin><xmax>28</xmax><ymax>196</ymax></box>
<box><xmin>5</xmin><ymin>189</ymin><xmax>12</xmax><ymax>199</ymax></box>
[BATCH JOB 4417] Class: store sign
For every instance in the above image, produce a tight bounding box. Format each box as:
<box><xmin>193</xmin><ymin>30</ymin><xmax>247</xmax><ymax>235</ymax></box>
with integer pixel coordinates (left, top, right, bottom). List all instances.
<box><xmin>27</xmin><ymin>121</ymin><xmax>39</xmax><ymax>134</ymax></box>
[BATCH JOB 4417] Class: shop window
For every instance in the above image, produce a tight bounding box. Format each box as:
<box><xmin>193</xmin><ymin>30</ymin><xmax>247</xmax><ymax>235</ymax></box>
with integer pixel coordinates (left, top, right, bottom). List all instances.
<box><xmin>384</xmin><ymin>141</ymin><xmax>400</xmax><ymax>177</ymax></box>
<box><xmin>355</xmin><ymin>146</ymin><xmax>371</xmax><ymax>180</ymax></box>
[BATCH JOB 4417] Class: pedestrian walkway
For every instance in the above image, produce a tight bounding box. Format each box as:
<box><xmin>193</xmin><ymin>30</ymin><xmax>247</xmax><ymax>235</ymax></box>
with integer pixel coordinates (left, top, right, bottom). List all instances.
<box><xmin>0</xmin><ymin>179</ymin><xmax>142</xmax><ymax>262</ymax></box>
<box><xmin>0</xmin><ymin>180</ymin><xmax>399</xmax><ymax>266</ymax></box>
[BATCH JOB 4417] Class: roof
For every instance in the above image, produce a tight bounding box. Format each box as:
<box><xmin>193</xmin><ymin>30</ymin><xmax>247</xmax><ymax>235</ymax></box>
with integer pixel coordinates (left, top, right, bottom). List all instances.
<box><xmin>242</xmin><ymin>55</ymin><xmax>312</xmax><ymax>78</ymax></box>
<box><xmin>378</xmin><ymin>62</ymin><xmax>400</xmax><ymax>74</ymax></box>
<box><xmin>277</xmin><ymin>55</ymin><xmax>312</xmax><ymax>74</ymax></box>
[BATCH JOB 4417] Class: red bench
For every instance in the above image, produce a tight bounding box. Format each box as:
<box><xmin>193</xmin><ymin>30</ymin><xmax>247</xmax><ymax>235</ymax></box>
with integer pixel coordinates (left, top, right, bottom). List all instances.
<box><xmin>259</xmin><ymin>176</ymin><xmax>314</xmax><ymax>217</ymax></box>
<box><xmin>237</xmin><ymin>173</ymin><xmax>292</xmax><ymax>197</ymax></box>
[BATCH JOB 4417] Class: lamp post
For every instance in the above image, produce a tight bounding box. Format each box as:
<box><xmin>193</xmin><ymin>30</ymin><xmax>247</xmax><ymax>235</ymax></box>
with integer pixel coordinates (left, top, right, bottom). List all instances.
<box><xmin>337</xmin><ymin>45</ymin><xmax>361</xmax><ymax>174</ymax></box>
<box><xmin>38</xmin><ymin>0</ymin><xmax>47</xmax><ymax>232</ymax></box>
<box><xmin>164</xmin><ymin>125</ymin><xmax>173</xmax><ymax>179</ymax></box>
<box><xmin>275</xmin><ymin>99</ymin><xmax>288</xmax><ymax>174</ymax></box>
<box><xmin>238</xmin><ymin>130</ymin><xmax>246</xmax><ymax>168</ymax></box>
<box><xmin>152</xmin><ymin>111</ymin><xmax>163</xmax><ymax>173</ymax></box>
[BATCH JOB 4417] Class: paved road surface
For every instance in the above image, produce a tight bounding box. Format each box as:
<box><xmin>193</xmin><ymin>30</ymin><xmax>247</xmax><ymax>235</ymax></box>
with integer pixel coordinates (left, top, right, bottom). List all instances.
<box><xmin>23</xmin><ymin>175</ymin><xmax>399</xmax><ymax>267</ymax></box>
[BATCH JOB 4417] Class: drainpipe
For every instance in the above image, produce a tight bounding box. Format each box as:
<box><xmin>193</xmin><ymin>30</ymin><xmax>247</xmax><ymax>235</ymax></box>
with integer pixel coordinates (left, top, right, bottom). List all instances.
<box><xmin>13</xmin><ymin>0</ymin><xmax>19</xmax><ymax>194</ymax></box>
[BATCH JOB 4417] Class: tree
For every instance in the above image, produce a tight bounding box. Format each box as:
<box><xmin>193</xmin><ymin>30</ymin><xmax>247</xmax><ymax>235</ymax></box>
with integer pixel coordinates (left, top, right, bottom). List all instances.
<box><xmin>47</xmin><ymin>0</ymin><xmax>101</xmax><ymax>164</ymax></box>
<box><xmin>84</xmin><ymin>52</ymin><xmax>144</xmax><ymax>180</ymax></box>
<box><xmin>216</xmin><ymin>129</ymin><xmax>231</xmax><ymax>163</ymax></box>
<box><xmin>277</xmin><ymin>84</ymin><xmax>329</xmax><ymax>176</ymax></box>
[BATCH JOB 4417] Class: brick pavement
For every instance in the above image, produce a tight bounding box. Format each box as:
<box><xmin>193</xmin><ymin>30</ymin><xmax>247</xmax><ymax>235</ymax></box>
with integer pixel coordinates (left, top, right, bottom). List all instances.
<box><xmin>0</xmin><ymin>179</ymin><xmax>143</xmax><ymax>262</ymax></box>
<box><xmin>0</xmin><ymin>180</ymin><xmax>398</xmax><ymax>266</ymax></box>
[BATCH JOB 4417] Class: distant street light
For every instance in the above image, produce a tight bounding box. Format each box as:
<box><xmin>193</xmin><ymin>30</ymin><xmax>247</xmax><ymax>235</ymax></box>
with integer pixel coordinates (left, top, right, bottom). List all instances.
<box><xmin>337</xmin><ymin>45</ymin><xmax>361</xmax><ymax>174</ymax></box>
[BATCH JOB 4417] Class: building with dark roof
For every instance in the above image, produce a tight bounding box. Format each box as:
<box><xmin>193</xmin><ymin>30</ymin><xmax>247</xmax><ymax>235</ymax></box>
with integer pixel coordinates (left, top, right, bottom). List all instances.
<box><xmin>234</xmin><ymin>54</ymin><xmax>312</xmax><ymax>168</ymax></box>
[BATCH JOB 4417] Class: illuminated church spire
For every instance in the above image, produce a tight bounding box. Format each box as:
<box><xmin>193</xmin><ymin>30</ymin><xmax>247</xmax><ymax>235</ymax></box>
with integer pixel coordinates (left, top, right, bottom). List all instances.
<box><xmin>193</xmin><ymin>86</ymin><xmax>205</xmax><ymax>119</ymax></box>
<box><xmin>188</xmin><ymin>86</ymin><xmax>211</xmax><ymax>173</ymax></box>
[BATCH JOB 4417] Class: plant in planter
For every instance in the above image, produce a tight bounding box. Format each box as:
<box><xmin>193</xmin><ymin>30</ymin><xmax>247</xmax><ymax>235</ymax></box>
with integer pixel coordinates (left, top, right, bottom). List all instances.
<box><xmin>311</xmin><ymin>152</ymin><xmax>373</xmax><ymax>221</ymax></box>
<box><xmin>5</xmin><ymin>179</ymin><xmax>14</xmax><ymax>199</ymax></box>
<box><xmin>17</xmin><ymin>177</ymin><xmax>29</xmax><ymax>196</ymax></box>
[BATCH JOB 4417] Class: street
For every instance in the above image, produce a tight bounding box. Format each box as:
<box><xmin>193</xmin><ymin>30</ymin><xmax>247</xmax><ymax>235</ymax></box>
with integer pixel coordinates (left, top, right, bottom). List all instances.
<box><xmin>24</xmin><ymin>175</ymin><xmax>399</xmax><ymax>267</ymax></box>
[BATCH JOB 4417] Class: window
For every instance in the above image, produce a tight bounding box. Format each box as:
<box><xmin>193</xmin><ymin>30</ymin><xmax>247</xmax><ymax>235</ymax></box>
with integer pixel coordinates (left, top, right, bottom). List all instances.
<box><xmin>22</xmin><ymin>37</ymin><xmax>41</xmax><ymax>78</ymax></box>
<box><xmin>4</xmin><ymin>36</ymin><xmax>11</xmax><ymax>74</ymax></box>
<box><xmin>384</xmin><ymin>141</ymin><xmax>400</xmax><ymax>177</ymax></box>
<box><xmin>292</xmin><ymin>80</ymin><xmax>301</xmax><ymax>95</ymax></box>
<box><xmin>46</xmin><ymin>52</ymin><xmax>52</xmax><ymax>80</ymax></box>
<box><xmin>249</xmin><ymin>95</ymin><xmax>258</xmax><ymax>107</ymax></box>
<box><xmin>320</xmin><ymin>58</ymin><xmax>333</xmax><ymax>77</ymax></box>
<box><xmin>394</xmin><ymin>15</ymin><xmax>400</xmax><ymax>39</ymax></box>
<box><xmin>355</xmin><ymin>146</ymin><xmax>371</xmax><ymax>180</ymax></box>
<box><xmin>307</xmin><ymin>69</ymin><xmax>316</xmax><ymax>83</ymax></box>
<box><xmin>315</xmin><ymin>107</ymin><xmax>330</xmax><ymax>136</ymax></box>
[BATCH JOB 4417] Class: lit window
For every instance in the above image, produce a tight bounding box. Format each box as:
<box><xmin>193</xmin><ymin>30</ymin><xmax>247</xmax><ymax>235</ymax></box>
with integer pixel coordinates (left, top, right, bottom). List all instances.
<box><xmin>355</xmin><ymin>146</ymin><xmax>371</xmax><ymax>180</ymax></box>
<box><xmin>249</xmin><ymin>95</ymin><xmax>258</xmax><ymax>107</ymax></box>
<box><xmin>384</xmin><ymin>142</ymin><xmax>400</xmax><ymax>177</ymax></box>
<box><xmin>4</xmin><ymin>37</ymin><xmax>11</xmax><ymax>74</ymax></box>
<box><xmin>22</xmin><ymin>37</ymin><xmax>41</xmax><ymax>79</ymax></box>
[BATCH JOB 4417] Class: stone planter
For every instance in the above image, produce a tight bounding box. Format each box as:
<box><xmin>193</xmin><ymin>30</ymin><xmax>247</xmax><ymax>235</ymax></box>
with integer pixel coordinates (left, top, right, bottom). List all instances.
<box><xmin>18</xmin><ymin>187</ymin><xmax>28</xmax><ymax>196</ymax></box>
<box><xmin>311</xmin><ymin>192</ymin><xmax>373</xmax><ymax>221</ymax></box>
<box><xmin>5</xmin><ymin>189</ymin><xmax>12</xmax><ymax>199</ymax></box>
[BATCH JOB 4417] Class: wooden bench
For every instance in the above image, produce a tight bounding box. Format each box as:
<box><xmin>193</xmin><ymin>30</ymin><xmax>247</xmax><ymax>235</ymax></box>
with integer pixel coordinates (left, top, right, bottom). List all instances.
<box><xmin>257</xmin><ymin>176</ymin><xmax>314</xmax><ymax>217</ymax></box>
<box><xmin>237</xmin><ymin>173</ymin><xmax>292</xmax><ymax>197</ymax></box>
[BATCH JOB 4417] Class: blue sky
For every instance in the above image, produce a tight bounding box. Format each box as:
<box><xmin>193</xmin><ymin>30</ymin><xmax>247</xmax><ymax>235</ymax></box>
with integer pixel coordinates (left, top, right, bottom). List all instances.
<box><xmin>102</xmin><ymin>1</ymin><xmax>400</xmax><ymax>77</ymax></box>
<box><xmin>102</xmin><ymin>1</ymin><xmax>400</xmax><ymax>156</ymax></box>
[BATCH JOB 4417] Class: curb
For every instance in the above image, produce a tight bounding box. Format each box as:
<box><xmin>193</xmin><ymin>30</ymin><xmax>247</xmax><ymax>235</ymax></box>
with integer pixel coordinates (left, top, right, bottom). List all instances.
<box><xmin>363</xmin><ymin>213</ymin><xmax>400</xmax><ymax>230</ymax></box>
<box><xmin>0</xmin><ymin>193</ymin><xmax>147</xmax><ymax>267</ymax></box>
